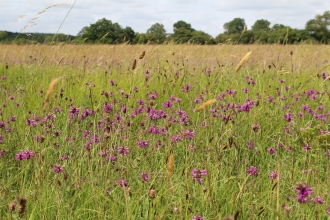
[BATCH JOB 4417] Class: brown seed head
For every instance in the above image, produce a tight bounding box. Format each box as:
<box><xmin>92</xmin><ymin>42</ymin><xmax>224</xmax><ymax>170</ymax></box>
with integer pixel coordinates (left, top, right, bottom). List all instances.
<box><xmin>131</xmin><ymin>59</ymin><xmax>137</xmax><ymax>70</ymax></box>
<box><xmin>139</xmin><ymin>51</ymin><xmax>146</xmax><ymax>59</ymax></box>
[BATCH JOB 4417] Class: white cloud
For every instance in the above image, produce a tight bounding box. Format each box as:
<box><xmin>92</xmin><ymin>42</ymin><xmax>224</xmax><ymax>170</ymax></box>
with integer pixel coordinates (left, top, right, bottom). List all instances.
<box><xmin>0</xmin><ymin>0</ymin><xmax>329</xmax><ymax>37</ymax></box>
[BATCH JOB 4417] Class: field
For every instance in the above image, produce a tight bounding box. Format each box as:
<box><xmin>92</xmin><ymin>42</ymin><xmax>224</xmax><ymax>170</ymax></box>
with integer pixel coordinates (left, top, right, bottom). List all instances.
<box><xmin>0</xmin><ymin>44</ymin><xmax>330</xmax><ymax>219</ymax></box>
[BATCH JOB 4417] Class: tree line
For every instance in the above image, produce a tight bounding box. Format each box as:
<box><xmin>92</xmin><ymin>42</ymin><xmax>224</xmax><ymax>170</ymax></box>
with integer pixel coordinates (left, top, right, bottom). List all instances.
<box><xmin>1</xmin><ymin>11</ymin><xmax>329</xmax><ymax>45</ymax></box>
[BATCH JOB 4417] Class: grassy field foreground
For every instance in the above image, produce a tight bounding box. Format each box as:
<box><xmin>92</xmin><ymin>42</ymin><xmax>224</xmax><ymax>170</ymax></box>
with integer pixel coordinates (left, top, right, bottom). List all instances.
<box><xmin>0</xmin><ymin>44</ymin><xmax>330</xmax><ymax>219</ymax></box>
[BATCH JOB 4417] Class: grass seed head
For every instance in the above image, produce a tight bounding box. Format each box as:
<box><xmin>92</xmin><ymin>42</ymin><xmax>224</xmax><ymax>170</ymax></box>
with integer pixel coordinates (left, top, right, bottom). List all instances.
<box><xmin>235</xmin><ymin>51</ymin><xmax>252</xmax><ymax>72</ymax></box>
<box><xmin>196</xmin><ymin>99</ymin><xmax>217</xmax><ymax>111</ymax></box>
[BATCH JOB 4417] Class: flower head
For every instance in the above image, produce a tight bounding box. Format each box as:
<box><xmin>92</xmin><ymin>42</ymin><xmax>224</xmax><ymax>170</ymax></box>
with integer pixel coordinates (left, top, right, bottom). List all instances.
<box><xmin>191</xmin><ymin>168</ymin><xmax>207</xmax><ymax>183</ymax></box>
<box><xmin>295</xmin><ymin>183</ymin><xmax>313</xmax><ymax>203</ymax></box>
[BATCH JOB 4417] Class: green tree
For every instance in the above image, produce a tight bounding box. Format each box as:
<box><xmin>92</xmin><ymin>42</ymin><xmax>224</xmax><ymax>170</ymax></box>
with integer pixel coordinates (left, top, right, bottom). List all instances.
<box><xmin>223</xmin><ymin>18</ymin><xmax>246</xmax><ymax>34</ymax></box>
<box><xmin>173</xmin><ymin>20</ymin><xmax>194</xmax><ymax>32</ymax></box>
<box><xmin>79</xmin><ymin>18</ymin><xmax>135</xmax><ymax>44</ymax></box>
<box><xmin>190</xmin><ymin>31</ymin><xmax>215</xmax><ymax>44</ymax></box>
<box><xmin>252</xmin><ymin>19</ymin><xmax>271</xmax><ymax>31</ymax></box>
<box><xmin>272</xmin><ymin>24</ymin><xmax>285</xmax><ymax>30</ymax></box>
<box><xmin>0</xmin><ymin>31</ymin><xmax>8</xmax><ymax>42</ymax></box>
<box><xmin>146</xmin><ymin>23</ymin><xmax>167</xmax><ymax>43</ymax></box>
<box><xmin>305</xmin><ymin>11</ymin><xmax>330</xmax><ymax>43</ymax></box>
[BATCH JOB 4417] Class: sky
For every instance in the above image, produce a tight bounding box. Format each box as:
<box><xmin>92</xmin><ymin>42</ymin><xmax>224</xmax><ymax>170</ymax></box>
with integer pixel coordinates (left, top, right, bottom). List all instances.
<box><xmin>0</xmin><ymin>0</ymin><xmax>329</xmax><ymax>37</ymax></box>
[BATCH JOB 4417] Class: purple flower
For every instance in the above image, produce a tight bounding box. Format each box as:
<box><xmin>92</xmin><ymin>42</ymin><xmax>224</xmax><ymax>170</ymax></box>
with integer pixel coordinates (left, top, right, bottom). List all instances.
<box><xmin>15</xmin><ymin>149</ymin><xmax>34</xmax><ymax>161</ymax></box>
<box><xmin>117</xmin><ymin>146</ymin><xmax>129</xmax><ymax>156</ymax></box>
<box><xmin>326</xmin><ymin>206</ymin><xmax>330</xmax><ymax>215</ymax></box>
<box><xmin>246</xmin><ymin>141</ymin><xmax>255</xmax><ymax>149</ymax></box>
<box><xmin>191</xmin><ymin>168</ymin><xmax>207</xmax><ymax>183</ymax></box>
<box><xmin>141</xmin><ymin>172</ymin><xmax>149</xmax><ymax>182</ymax></box>
<box><xmin>283</xmin><ymin>112</ymin><xmax>293</xmax><ymax>122</ymax></box>
<box><xmin>106</xmin><ymin>154</ymin><xmax>116</xmax><ymax>162</ymax></box>
<box><xmin>312</xmin><ymin>196</ymin><xmax>325</xmax><ymax>204</ymax></box>
<box><xmin>252</xmin><ymin>123</ymin><xmax>260</xmax><ymax>132</ymax></box>
<box><xmin>103</xmin><ymin>102</ymin><xmax>114</xmax><ymax>113</ymax></box>
<box><xmin>54</xmin><ymin>164</ymin><xmax>64</xmax><ymax>173</ymax></box>
<box><xmin>182</xmin><ymin>84</ymin><xmax>191</xmax><ymax>93</ymax></box>
<box><xmin>138</xmin><ymin>140</ymin><xmax>149</xmax><ymax>148</ymax></box>
<box><xmin>303</xmin><ymin>144</ymin><xmax>312</xmax><ymax>151</ymax></box>
<box><xmin>295</xmin><ymin>183</ymin><xmax>313</xmax><ymax>203</ymax></box>
<box><xmin>181</xmin><ymin>130</ymin><xmax>195</xmax><ymax>139</ymax></box>
<box><xmin>171</xmin><ymin>135</ymin><xmax>182</xmax><ymax>143</ymax></box>
<box><xmin>267</xmin><ymin>148</ymin><xmax>276</xmax><ymax>155</ymax></box>
<box><xmin>118</xmin><ymin>178</ymin><xmax>128</xmax><ymax>188</ymax></box>
<box><xmin>162</xmin><ymin>100</ymin><xmax>173</xmax><ymax>108</ymax></box>
<box><xmin>247</xmin><ymin>166</ymin><xmax>258</xmax><ymax>176</ymax></box>
<box><xmin>192</xmin><ymin>216</ymin><xmax>204</xmax><ymax>220</ymax></box>
<box><xmin>269</xmin><ymin>171</ymin><xmax>278</xmax><ymax>179</ymax></box>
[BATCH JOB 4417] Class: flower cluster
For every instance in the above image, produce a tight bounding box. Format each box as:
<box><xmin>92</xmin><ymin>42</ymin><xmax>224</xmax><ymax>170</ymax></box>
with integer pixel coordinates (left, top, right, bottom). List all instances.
<box><xmin>191</xmin><ymin>168</ymin><xmax>207</xmax><ymax>183</ymax></box>
<box><xmin>15</xmin><ymin>149</ymin><xmax>35</xmax><ymax>161</ymax></box>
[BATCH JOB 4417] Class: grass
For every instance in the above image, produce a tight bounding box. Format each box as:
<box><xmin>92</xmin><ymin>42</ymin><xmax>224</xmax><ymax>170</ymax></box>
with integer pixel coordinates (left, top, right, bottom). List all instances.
<box><xmin>0</xmin><ymin>44</ymin><xmax>330</xmax><ymax>219</ymax></box>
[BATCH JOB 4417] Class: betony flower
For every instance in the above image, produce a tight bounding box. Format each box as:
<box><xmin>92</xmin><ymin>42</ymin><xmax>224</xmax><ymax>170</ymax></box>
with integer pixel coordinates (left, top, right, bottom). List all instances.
<box><xmin>117</xmin><ymin>146</ymin><xmax>129</xmax><ymax>156</ymax></box>
<box><xmin>247</xmin><ymin>166</ymin><xmax>258</xmax><ymax>176</ymax></box>
<box><xmin>118</xmin><ymin>179</ymin><xmax>128</xmax><ymax>188</ymax></box>
<box><xmin>54</xmin><ymin>164</ymin><xmax>64</xmax><ymax>173</ymax></box>
<box><xmin>138</xmin><ymin>140</ymin><xmax>149</xmax><ymax>148</ymax></box>
<box><xmin>269</xmin><ymin>171</ymin><xmax>278</xmax><ymax>179</ymax></box>
<box><xmin>141</xmin><ymin>172</ymin><xmax>149</xmax><ymax>182</ymax></box>
<box><xmin>295</xmin><ymin>183</ymin><xmax>313</xmax><ymax>203</ymax></box>
<box><xmin>191</xmin><ymin>168</ymin><xmax>207</xmax><ymax>183</ymax></box>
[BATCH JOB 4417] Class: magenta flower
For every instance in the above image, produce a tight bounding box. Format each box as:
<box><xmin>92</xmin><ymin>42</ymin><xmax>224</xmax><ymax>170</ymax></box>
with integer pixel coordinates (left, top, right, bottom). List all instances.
<box><xmin>247</xmin><ymin>166</ymin><xmax>258</xmax><ymax>176</ymax></box>
<box><xmin>326</xmin><ymin>206</ymin><xmax>330</xmax><ymax>215</ymax></box>
<box><xmin>141</xmin><ymin>172</ymin><xmax>149</xmax><ymax>182</ymax></box>
<box><xmin>117</xmin><ymin>146</ymin><xmax>129</xmax><ymax>156</ymax></box>
<box><xmin>138</xmin><ymin>140</ymin><xmax>149</xmax><ymax>148</ymax></box>
<box><xmin>312</xmin><ymin>196</ymin><xmax>325</xmax><ymax>204</ymax></box>
<box><xmin>267</xmin><ymin>148</ymin><xmax>276</xmax><ymax>155</ymax></box>
<box><xmin>192</xmin><ymin>216</ymin><xmax>204</xmax><ymax>220</ymax></box>
<box><xmin>54</xmin><ymin>164</ymin><xmax>64</xmax><ymax>173</ymax></box>
<box><xmin>283</xmin><ymin>112</ymin><xmax>293</xmax><ymax>122</ymax></box>
<box><xmin>295</xmin><ymin>183</ymin><xmax>313</xmax><ymax>203</ymax></box>
<box><xmin>118</xmin><ymin>178</ymin><xmax>128</xmax><ymax>188</ymax></box>
<box><xmin>191</xmin><ymin>168</ymin><xmax>207</xmax><ymax>183</ymax></box>
<box><xmin>269</xmin><ymin>171</ymin><xmax>278</xmax><ymax>179</ymax></box>
<box><xmin>246</xmin><ymin>141</ymin><xmax>255</xmax><ymax>149</ymax></box>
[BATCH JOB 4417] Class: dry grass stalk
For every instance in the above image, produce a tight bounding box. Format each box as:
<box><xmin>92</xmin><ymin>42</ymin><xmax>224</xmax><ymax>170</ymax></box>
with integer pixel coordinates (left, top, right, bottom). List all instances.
<box><xmin>167</xmin><ymin>154</ymin><xmax>174</xmax><ymax>179</ymax></box>
<box><xmin>131</xmin><ymin>59</ymin><xmax>137</xmax><ymax>70</ymax></box>
<box><xmin>235</xmin><ymin>51</ymin><xmax>252</xmax><ymax>72</ymax></box>
<box><xmin>100</xmin><ymin>32</ymin><xmax>109</xmax><ymax>41</ymax></box>
<box><xmin>43</xmin><ymin>78</ymin><xmax>60</xmax><ymax>108</ymax></box>
<box><xmin>196</xmin><ymin>99</ymin><xmax>217</xmax><ymax>111</ymax></box>
<box><xmin>139</xmin><ymin>51</ymin><xmax>146</xmax><ymax>59</ymax></box>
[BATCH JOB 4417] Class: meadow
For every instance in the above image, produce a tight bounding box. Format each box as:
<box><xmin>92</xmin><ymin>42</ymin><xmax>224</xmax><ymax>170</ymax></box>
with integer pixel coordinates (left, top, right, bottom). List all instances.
<box><xmin>0</xmin><ymin>44</ymin><xmax>330</xmax><ymax>219</ymax></box>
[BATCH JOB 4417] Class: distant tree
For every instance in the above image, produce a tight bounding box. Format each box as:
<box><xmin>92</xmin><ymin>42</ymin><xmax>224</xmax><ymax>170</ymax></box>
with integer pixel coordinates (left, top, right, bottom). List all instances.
<box><xmin>146</xmin><ymin>23</ymin><xmax>167</xmax><ymax>43</ymax></box>
<box><xmin>252</xmin><ymin>19</ymin><xmax>271</xmax><ymax>31</ymax></box>
<box><xmin>0</xmin><ymin>31</ymin><xmax>8</xmax><ymax>41</ymax></box>
<box><xmin>223</xmin><ymin>18</ymin><xmax>246</xmax><ymax>34</ymax></box>
<box><xmin>171</xmin><ymin>27</ymin><xmax>193</xmax><ymax>43</ymax></box>
<box><xmin>173</xmin><ymin>20</ymin><xmax>194</xmax><ymax>32</ymax></box>
<box><xmin>190</xmin><ymin>31</ymin><xmax>215</xmax><ymax>44</ymax></box>
<box><xmin>272</xmin><ymin>24</ymin><xmax>285</xmax><ymax>31</ymax></box>
<box><xmin>77</xmin><ymin>26</ymin><xmax>88</xmax><ymax>37</ymax></box>
<box><xmin>305</xmin><ymin>11</ymin><xmax>330</xmax><ymax>43</ymax></box>
<box><xmin>79</xmin><ymin>18</ymin><xmax>135</xmax><ymax>44</ymax></box>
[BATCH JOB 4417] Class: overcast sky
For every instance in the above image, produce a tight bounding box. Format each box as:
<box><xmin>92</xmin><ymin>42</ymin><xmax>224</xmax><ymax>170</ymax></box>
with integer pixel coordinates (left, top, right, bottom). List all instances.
<box><xmin>1</xmin><ymin>0</ymin><xmax>329</xmax><ymax>37</ymax></box>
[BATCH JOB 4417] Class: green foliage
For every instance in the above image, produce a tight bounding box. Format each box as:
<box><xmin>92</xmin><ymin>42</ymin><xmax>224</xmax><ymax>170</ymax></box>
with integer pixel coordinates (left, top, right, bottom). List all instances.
<box><xmin>305</xmin><ymin>11</ymin><xmax>330</xmax><ymax>43</ymax></box>
<box><xmin>252</xmin><ymin>19</ymin><xmax>271</xmax><ymax>31</ymax></box>
<box><xmin>146</xmin><ymin>23</ymin><xmax>167</xmax><ymax>44</ymax></box>
<box><xmin>79</xmin><ymin>18</ymin><xmax>135</xmax><ymax>44</ymax></box>
<box><xmin>223</xmin><ymin>18</ymin><xmax>246</xmax><ymax>34</ymax></box>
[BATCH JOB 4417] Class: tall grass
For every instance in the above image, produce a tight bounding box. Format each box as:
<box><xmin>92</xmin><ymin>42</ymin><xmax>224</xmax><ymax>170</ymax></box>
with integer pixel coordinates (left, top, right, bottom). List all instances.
<box><xmin>0</xmin><ymin>44</ymin><xmax>330</xmax><ymax>219</ymax></box>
